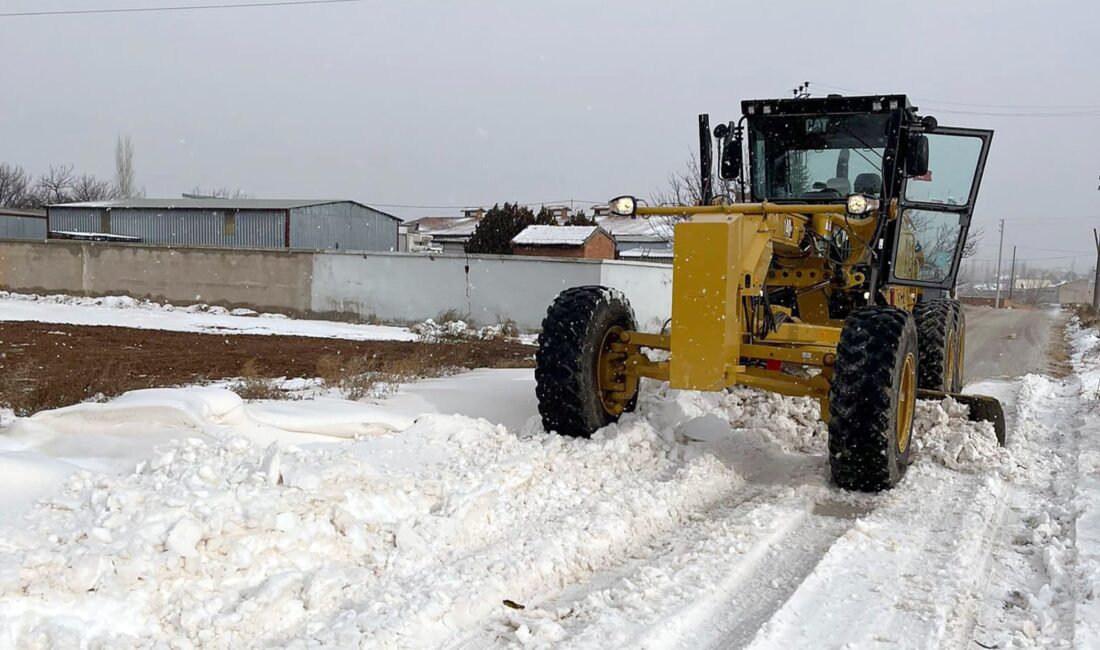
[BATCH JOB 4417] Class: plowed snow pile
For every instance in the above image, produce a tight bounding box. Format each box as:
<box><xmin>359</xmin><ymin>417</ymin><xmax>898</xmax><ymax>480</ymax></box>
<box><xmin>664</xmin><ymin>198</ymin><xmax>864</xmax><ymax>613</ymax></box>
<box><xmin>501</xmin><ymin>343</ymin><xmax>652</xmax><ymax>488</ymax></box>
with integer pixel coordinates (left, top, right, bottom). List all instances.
<box><xmin>0</xmin><ymin>373</ymin><xmax>1007</xmax><ymax>648</ymax></box>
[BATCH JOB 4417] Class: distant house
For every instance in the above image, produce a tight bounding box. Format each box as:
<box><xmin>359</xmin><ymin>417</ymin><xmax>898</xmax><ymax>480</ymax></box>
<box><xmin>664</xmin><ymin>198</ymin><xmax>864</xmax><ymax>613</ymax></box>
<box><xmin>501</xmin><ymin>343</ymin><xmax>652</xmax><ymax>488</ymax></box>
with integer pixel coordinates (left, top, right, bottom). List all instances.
<box><xmin>596</xmin><ymin>215</ymin><xmax>672</xmax><ymax>258</ymax></box>
<box><xmin>404</xmin><ymin>213</ymin><xmax>483</xmax><ymax>254</ymax></box>
<box><xmin>1057</xmin><ymin>278</ymin><xmax>1093</xmax><ymax>304</ymax></box>
<box><xmin>511</xmin><ymin>225</ymin><xmax>616</xmax><ymax>260</ymax></box>
<box><xmin>619</xmin><ymin>248</ymin><xmax>674</xmax><ymax>264</ymax></box>
<box><xmin>0</xmin><ymin>208</ymin><xmax>47</xmax><ymax>241</ymax></box>
<box><xmin>46</xmin><ymin>198</ymin><xmax>400</xmax><ymax>252</ymax></box>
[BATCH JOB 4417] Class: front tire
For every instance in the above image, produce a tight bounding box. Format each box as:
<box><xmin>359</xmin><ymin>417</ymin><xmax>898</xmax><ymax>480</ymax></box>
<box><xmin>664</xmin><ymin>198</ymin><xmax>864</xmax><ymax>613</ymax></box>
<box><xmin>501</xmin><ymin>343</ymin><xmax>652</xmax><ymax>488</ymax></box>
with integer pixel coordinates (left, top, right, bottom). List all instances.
<box><xmin>535</xmin><ymin>286</ymin><xmax>638</xmax><ymax>437</ymax></box>
<box><xmin>828</xmin><ymin>306</ymin><xmax>919</xmax><ymax>492</ymax></box>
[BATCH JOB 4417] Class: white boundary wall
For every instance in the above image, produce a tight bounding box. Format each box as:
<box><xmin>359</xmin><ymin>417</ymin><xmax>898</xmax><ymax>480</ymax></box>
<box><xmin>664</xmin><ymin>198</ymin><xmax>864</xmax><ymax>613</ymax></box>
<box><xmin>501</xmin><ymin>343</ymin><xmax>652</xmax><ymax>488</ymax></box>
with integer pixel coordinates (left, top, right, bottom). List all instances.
<box><xmin>0</xmin><ymin>240</ymin><xmax>673</xmax><ymax>332</ymax></box>
<box><xmin>310</xmin><ymin>252</ymin><xmax>672</xmax><ymax>331</ymax></box>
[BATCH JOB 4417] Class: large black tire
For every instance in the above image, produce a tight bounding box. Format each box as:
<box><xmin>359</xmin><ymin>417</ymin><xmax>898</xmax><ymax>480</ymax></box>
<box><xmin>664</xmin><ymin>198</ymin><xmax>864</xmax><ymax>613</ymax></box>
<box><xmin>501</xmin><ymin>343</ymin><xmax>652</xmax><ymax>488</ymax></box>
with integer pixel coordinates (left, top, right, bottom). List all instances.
<box><xmin>535</xmin><ymin>286</ymin><xmax>638</xmax><ymax>437</ymax></box>
<box><xmin>914</xmin><ymin>298</ymin><xmax>963</xmax><ymax>392</ymax></box>
<box><xmin>828</xmin><ymin>306</ymin><xmax>919</xmax><ymax>492</ymax></box>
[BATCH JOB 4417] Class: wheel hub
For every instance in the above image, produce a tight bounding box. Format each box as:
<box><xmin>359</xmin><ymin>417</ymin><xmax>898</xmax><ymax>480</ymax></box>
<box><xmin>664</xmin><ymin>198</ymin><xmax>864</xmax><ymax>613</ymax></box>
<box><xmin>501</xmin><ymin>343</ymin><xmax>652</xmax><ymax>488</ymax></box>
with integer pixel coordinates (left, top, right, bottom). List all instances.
<box><xmin>597</xmin><ymin>326</ymin><xmax>631</xmax><ymax>415</ymax></box>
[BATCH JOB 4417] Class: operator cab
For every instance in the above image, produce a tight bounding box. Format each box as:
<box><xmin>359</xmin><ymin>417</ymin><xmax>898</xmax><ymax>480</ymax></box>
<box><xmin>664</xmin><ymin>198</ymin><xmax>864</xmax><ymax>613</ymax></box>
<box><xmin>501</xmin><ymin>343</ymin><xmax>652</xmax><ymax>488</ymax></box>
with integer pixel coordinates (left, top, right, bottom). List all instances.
<box><xmin>712</xmin><ymin>94</ymin><xmax>992</xmax><ymax>290</ymax></box>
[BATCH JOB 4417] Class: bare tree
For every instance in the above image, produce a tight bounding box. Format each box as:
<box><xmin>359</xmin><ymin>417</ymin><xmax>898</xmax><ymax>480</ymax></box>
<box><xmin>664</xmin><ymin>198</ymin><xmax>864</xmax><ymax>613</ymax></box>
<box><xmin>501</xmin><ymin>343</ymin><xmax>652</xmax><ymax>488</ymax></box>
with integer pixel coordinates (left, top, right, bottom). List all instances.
<box><xmin>646</xmin><ymin>153</ymin><xmax>747</xmax><ymax>243</ymax></box>
<box><xmin>71</xmin><ymin>174</ymin><xmax>117</xmax><ymax>202</ymax></box>
<box><xmin>0</xmin><ymin>163</ymin><xmax>34</xmax><ymax>208</ymax></box>
<box><xmin>649</xmin><ymin>153</ymin><xmax>744</xmax><ymax>208</ymax></box>
<box><xmin>34</xmin><ymin>164</ymin><xmax>76</xmax><ymax>205</ymax></box>
<box><xmin>114</xmin><ymin>135</ymin><xmax>136</xmax><ymax>198</ymax></box>
<box><xmin>186</xmin><ymin>186</ymin><xmax>253</xmax><ymax>200</ymax></box>
<box><xmin>962</xmin><ymin>225</ymin><xmax>983</xmax><ymax>259</ymax></box>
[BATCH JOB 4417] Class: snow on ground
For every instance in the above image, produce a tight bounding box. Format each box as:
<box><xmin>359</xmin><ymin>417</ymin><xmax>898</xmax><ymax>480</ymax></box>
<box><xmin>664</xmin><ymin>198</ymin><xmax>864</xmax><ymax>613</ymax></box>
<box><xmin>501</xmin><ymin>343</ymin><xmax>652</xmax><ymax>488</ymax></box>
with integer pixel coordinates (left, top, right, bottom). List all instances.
<box><xmin>0</xmin><ymin>291</ymin><xmax>415</xmax><ymax>341</ymax></box>
<box><xmin>1</xmin><ymin>314</ymin><xmax>1099</xmax><ymax>648</ymax></box>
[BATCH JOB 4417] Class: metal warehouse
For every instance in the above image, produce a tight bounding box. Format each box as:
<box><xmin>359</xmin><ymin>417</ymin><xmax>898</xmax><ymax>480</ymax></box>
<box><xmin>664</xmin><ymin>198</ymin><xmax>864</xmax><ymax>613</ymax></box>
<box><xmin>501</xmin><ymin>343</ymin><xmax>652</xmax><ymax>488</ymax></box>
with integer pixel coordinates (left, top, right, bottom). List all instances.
<box><xmin>47</xmin><ymin>198</ymin><xmax>400</xmax><ymax>252</ymax></box>
<box><xmin>0</xmin><ymin>208</ymin><xmax>47</xmax><ymax>240</ymax></box>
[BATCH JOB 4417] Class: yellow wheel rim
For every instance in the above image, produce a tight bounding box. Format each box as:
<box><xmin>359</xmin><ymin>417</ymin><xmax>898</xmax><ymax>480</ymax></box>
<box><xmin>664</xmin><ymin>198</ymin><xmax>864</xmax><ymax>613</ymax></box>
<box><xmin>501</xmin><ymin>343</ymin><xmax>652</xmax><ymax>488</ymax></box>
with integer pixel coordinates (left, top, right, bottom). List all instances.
<box><xmin>956</xmin><ymin>323</ymin><xmax>966</xmax><ymax>389</ymax></box>
<box><xmin>597</xmin><ymin>326</ymin><xmax>629</xmax><ymax>416</ymax></box>
<box><xmin>946</xmin><ymin>332</ymin><xmax>957</xmax><ymax>389</ymax></box>
<box><xmin>897</xmin><ymin>353</ymin><xmax>917</xmax><ymax>453</ymax></box>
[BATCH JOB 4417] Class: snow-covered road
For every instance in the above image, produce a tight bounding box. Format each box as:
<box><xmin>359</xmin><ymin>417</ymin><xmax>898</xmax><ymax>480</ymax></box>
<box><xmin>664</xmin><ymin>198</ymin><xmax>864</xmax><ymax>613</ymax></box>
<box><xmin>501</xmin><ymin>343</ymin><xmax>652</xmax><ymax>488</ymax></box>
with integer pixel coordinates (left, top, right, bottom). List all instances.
<box><xmin>1</xmin><ymin>312</ymin><xmax>1098</xmax><ymax>648</ymax></box>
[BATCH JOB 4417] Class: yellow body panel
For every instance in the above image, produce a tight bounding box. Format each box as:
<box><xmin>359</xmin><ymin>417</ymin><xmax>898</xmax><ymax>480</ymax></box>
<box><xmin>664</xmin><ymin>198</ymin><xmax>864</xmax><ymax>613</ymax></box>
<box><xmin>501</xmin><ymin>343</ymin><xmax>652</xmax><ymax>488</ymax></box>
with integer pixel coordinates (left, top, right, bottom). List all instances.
<box><xmin>600</xmin><ymin>201</ymin><xmax>927</xmax><ymax>421</ymax></box>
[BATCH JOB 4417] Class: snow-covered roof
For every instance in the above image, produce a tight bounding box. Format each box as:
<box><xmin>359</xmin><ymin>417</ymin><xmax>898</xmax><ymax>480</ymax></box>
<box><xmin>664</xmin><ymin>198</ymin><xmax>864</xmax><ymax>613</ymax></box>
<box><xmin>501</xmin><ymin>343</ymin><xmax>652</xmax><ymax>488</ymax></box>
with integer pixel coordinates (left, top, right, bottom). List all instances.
<box><xmin>595</xmin><ymin>216</ymin><xmax>670</xmax><ymax>242</ymax></box>
<box><xmin>511</xmin><ymin>225</ymin><xmax>602</xmax><ymax>247</ymax></box>
<box><xmin>407</xmin><ymin>217</ymin><xmax>479</xmax><ymax>238</ymax></box>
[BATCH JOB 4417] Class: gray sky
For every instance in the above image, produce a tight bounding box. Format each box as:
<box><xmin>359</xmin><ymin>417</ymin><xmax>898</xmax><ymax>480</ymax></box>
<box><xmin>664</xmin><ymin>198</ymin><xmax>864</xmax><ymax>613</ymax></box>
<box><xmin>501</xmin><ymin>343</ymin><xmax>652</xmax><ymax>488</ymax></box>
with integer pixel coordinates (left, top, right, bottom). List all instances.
<box><xmin>1</xmin><ymin>0</ymin><xmax>1098</xmax><ymax>267</ymax></box>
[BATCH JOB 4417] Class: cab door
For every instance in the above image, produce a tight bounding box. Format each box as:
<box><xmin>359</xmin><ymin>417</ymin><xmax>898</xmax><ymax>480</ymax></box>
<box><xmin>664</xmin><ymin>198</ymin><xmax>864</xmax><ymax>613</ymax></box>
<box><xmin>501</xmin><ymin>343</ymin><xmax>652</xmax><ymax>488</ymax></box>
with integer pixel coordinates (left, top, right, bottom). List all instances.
<box><xmin>888</xmin><ymin>127</ymin><xmax>994</xmax><ymax>289</ymax></box>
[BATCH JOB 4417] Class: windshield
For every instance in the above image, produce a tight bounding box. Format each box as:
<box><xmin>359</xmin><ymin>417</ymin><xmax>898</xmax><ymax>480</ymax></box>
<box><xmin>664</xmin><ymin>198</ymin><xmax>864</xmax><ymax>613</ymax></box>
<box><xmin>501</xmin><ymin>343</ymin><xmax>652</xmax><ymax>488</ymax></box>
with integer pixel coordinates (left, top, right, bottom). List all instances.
<box><xmin>751</xmin><ymin>113</ymin><xmax>891</xmax><ymax>201</ymax></box>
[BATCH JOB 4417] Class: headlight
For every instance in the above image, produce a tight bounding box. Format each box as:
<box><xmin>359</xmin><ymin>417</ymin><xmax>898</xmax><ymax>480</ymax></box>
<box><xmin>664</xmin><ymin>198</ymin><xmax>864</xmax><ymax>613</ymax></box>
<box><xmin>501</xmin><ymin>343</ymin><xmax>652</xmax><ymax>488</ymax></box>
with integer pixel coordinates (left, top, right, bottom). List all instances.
<box><xmin>608</xmin><ymin>195</ymin><xmax>638</xmax><ymax>217</ymax></box>
<box><xmin>846</xmin><ymin>194</ymin><xmax>880</xmax><ymax>216</ymax></box>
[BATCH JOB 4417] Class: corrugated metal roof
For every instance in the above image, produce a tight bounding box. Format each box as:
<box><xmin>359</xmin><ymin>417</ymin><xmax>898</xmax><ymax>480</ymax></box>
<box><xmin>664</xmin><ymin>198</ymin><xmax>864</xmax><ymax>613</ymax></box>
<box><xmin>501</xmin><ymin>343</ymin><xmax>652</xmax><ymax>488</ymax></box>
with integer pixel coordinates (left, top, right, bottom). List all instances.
<box><xmin>512</xmin><ymin>225</ymin><xmax>601</xmax><ymax>246</ymax></box>
<box><xmin>49</xmin><ymin>198</ymin><xmax>401</xmax><ymax>220</ymax></box>
<box><xmin>0</xmin><ymin>208</ymin><xmax>46</xmax><ymax>218</ymax></box>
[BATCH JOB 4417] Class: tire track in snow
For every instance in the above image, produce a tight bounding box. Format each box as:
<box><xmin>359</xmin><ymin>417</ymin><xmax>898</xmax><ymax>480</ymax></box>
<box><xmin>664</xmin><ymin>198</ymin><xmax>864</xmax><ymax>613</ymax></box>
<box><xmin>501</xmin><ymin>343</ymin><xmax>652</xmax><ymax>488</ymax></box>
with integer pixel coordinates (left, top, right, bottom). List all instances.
<box><xmin>450</xmin><ymin>483</ymin><xmax>867</xmax><ymax>649</ymax></box>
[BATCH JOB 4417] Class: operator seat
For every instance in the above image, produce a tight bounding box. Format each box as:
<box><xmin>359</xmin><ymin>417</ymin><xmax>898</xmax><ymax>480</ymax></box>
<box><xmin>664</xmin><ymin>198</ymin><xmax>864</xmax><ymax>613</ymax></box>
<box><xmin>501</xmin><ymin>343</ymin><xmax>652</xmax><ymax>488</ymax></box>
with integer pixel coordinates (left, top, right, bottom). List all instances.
<box><xmin>826</xmin><ymin>177</ymin><xmax>851</xmax><ymax>195</ymax></box>
<box><xmin>854</xmin><ymin>173</ymin><xmax>882</xmax><ymax>195</ymax></box>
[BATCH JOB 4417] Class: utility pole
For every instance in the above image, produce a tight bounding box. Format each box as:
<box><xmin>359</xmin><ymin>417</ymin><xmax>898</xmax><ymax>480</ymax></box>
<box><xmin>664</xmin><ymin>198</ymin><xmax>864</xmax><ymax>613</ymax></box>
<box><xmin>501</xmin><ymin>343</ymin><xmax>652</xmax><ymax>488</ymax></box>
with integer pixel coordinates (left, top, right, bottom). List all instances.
<box><xmin>1092</xmin><ymin>228</ymin><xmax>1100</xmax><ymax>311</ymax></box>
<box><xmin>1008</xmin><ymin>246</ymin><xmax>1017</xmax><ymax>301</ymax></box>
<box><xmin>994</xmin><ymin>219</ymin><xmax>1005</xmax><ymax>309</ymax></box>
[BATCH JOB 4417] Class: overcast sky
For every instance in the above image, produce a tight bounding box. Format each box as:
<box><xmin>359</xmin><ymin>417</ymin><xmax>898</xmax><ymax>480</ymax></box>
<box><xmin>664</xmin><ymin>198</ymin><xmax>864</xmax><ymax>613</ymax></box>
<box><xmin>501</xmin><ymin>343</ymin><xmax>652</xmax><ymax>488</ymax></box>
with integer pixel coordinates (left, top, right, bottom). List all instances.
<box><xmin>1</xmin><ymin>0</ymin><xmax>1098</xmax><ymax>267</ymax></box>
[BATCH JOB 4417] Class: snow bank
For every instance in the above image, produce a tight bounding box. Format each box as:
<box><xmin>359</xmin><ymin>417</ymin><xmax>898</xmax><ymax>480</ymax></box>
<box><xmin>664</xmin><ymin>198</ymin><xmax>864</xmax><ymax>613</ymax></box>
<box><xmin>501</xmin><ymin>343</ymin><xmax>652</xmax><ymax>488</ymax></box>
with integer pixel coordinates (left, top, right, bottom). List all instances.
<box><xmin>1068</xmin><ymin>316</ymin><xmax>1100</xmax><ymax>647</ymax></box>
<box><xmin>0</xmin><ymin>407</ymin><xmax>737</xmax><ymax>647</ymax></box>
<box><xmin>911</xmin><ymin>397</ymin><xmax>1011</xmax><ymax>476</ymax></box>
<box><xmin>409</xmin><ymin>317</ymin><xmax>516</xmax><ymax>342</ymax></box>
<box><xmin>0</xmin><ymin>291</ymin><xmax>415</xmax><ymax>341</ymax></box>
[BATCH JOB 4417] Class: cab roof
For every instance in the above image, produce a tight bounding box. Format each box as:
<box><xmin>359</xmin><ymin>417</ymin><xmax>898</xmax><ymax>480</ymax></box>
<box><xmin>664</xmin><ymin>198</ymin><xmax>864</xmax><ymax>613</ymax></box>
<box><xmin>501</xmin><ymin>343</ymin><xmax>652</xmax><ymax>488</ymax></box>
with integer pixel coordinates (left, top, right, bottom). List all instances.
<box><xmin>741</xmin><ymin>94</ymin><xmax>914</xmax><ymax>117</ymax></box>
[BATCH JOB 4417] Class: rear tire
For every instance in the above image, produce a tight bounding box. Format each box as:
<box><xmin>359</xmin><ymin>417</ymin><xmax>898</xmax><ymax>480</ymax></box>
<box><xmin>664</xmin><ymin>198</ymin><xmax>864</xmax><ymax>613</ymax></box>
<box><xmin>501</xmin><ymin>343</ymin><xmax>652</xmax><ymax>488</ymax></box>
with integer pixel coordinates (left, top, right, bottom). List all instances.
<box><xmin>535</xmin><ymin>286</ymin><xmax>638</xmax><ymax>437</ymax></box>
<box><xmin>828</xmin><ymin>306</ymin><xmax>919</xmax><ymax>492</ymax></box>
<box><xmin>914</xmin><ymin>298</ymin><xmax>963</xmax><ymax>392</ymax></box>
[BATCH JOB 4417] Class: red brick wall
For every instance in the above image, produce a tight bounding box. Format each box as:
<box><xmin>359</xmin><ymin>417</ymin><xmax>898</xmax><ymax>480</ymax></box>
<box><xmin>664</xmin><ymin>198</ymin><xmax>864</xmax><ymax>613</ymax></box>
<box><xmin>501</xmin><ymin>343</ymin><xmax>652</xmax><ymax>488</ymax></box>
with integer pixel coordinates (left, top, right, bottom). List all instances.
<box><xmin>511</xmin><ymin>231</ymin><xmax>616</xmax><ymax>260</ymax></box>
<box><xmin>512</xmin><ymin>246</ymin><xmax>585</xmax><ymax>259</ymax></box>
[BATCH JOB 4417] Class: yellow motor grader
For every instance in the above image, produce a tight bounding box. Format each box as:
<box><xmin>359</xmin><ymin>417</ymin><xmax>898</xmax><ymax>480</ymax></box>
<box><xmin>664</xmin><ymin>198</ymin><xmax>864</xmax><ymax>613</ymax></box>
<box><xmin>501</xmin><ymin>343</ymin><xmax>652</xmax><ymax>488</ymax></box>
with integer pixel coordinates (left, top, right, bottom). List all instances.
<box><xmin>535</xmin><ymin>94</ymin><xmax>1003</xmax><ymax>491</ymax></box>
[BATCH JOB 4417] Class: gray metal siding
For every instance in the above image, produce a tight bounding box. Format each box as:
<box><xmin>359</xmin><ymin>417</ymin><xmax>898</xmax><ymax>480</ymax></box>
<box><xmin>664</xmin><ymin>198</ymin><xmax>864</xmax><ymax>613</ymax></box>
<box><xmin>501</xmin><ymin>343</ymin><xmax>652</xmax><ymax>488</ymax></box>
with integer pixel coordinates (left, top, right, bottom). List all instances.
<box><xmin>0</xmin><ymin>215</ymin><xmax>46</xmax><ymax>240</ymax></box>
<box><xmin>289</xmin><ymin>203</ymin><xmax>398</xmax><ymax>252</ymax></box>
<box><xmin>49</xmin><ymin>207</ymin><xmax>285</xmax><ymax>247</ymax></box>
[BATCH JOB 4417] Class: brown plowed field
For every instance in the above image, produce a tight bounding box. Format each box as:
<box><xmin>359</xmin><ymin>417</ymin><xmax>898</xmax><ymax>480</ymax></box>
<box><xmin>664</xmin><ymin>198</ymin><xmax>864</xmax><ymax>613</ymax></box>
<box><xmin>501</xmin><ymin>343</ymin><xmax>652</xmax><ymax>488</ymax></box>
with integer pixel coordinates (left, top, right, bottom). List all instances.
<box><xmin>0</xmin><ymin>322</ymin><xmax>534</xmax><ymax>415</ymax></box>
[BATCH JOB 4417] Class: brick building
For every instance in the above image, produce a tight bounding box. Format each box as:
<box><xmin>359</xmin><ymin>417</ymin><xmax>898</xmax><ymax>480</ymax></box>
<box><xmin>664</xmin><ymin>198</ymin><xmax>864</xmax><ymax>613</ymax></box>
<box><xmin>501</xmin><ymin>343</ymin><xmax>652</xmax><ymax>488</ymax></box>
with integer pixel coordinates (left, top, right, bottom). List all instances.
<box><xmin>510</xmin><ymin>225</ymin><xmax>616</xmax><ymax>260</ymax></box>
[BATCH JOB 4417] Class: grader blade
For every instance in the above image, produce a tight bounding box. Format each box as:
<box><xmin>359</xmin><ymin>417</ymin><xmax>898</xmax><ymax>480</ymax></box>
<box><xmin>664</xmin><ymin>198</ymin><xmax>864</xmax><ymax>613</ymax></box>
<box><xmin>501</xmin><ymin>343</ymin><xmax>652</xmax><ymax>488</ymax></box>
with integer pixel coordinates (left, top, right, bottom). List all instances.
<box><xmin>917</xmin><ymin>389</ymin><xmax>1006</xmax><ymax>446</ymax></box>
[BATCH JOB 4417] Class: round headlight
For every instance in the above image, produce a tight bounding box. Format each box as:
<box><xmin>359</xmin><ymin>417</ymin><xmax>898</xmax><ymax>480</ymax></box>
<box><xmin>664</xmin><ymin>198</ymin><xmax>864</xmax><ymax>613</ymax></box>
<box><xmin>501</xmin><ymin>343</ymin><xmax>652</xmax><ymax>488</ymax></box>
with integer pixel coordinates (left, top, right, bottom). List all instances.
<box><xmin>609</xmin><ymin>195</ymin><xmax>637</xmax><ymax>217</ymax></box>
<box><xmin>847</xmin><ymin>194</ymin><xmax>868</xmax><ymax>215</ymax></box>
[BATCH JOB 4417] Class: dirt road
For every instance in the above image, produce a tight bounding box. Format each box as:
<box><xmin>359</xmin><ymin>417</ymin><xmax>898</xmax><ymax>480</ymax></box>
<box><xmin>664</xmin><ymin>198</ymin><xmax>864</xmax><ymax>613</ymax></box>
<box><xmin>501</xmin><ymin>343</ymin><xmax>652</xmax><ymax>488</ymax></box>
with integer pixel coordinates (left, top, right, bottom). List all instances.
<box><xmin>963</xmin><ymin>305</ymin><xmax>1064</xmax><ymax>381</ymax></box>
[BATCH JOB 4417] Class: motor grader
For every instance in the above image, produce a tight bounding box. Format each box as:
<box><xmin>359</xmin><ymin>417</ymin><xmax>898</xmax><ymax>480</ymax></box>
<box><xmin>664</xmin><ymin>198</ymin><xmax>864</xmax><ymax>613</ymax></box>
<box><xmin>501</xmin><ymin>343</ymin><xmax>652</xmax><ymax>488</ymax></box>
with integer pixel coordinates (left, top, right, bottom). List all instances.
<box><xmin>535</xmin><ymin>94</ymin><xmax>1004</xmax><ymax>492</ymax></box>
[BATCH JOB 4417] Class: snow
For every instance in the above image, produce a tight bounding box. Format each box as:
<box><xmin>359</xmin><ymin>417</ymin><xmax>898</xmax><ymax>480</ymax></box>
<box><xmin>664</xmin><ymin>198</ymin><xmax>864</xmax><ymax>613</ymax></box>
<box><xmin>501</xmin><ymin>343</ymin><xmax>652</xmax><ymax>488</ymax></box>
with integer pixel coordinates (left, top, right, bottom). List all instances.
<box><xmin>511</xmin><ymin>225</ymin><xmax>598</xmax><ymax>246</ymax></box>
<box><xmin>409</xmin><ymin>317</ymin><xmax>516</xmax><ymax>342</ymax></box>
<box><xmin>0</xmin><ymin>291</ymin><xmax>415</xmax><ymax>341</ymax></box>
<box><xmin>2</xmin><ymin>311</ymin><xmax>1099</xmax><ymax>648</ymax></box>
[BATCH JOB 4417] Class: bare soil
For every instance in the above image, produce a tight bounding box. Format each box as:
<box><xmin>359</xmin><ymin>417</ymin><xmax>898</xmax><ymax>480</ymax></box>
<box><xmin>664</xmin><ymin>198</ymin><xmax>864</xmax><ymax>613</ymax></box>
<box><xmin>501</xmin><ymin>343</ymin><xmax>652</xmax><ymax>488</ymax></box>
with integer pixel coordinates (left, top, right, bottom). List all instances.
<box><xmin>0</xmin><ymin>322</ymin><xmax>534</xmax><ymax>415</ymax></box>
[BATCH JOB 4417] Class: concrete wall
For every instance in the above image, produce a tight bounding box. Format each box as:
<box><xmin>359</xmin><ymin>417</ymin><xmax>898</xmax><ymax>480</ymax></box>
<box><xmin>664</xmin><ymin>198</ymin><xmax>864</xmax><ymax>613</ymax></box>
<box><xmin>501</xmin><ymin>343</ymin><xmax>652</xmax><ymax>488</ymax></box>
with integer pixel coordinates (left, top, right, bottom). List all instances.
<box><xmin>0</xmin><ymin>240</ymin><xmax>312</xmax><ymax>313</ymax></box>
<box><xmin>310</xmin><ymin>252</ymin><xmax>611</xmax><ymax>330</ymax></box>
<box><xmin>0</xmin><ymin>240</ymin><xmax>672</xmax><ymax>331</ymax></box>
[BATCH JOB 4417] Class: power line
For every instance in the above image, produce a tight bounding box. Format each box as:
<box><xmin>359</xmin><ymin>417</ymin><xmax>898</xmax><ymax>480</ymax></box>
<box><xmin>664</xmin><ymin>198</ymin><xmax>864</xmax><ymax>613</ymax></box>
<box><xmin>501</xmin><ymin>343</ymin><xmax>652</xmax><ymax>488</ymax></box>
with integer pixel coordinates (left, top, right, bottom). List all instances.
<box><xmin>0</xmin><ymin>0</ymin><xmax>370</xmax><ymax>18</ymax></box>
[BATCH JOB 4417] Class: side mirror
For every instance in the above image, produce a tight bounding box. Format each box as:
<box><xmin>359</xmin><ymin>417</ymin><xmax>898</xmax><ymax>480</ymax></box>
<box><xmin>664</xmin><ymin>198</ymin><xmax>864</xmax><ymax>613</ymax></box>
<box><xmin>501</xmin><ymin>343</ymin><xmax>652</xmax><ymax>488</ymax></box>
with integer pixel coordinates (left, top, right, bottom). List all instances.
<box><xmin>907</xmin><ymin>134</ymin><xmax>929</xmax><ymax>177</ymax></box>
<box><xmin>718</xmin><ymin>135</ymin><xmax>743</xmax><ymax>181</ymax></box>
